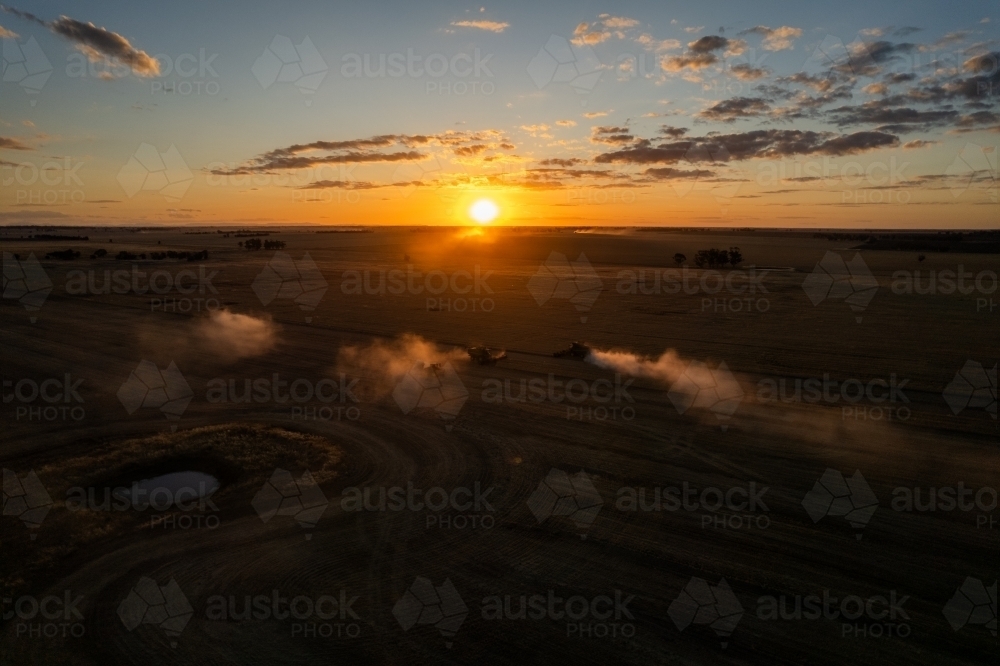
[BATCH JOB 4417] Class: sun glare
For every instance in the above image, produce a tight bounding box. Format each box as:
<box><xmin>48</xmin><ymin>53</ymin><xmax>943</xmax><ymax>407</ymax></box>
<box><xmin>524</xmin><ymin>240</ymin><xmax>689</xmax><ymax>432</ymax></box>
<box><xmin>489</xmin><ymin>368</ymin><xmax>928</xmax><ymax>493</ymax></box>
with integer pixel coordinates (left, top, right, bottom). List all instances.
<box><xmin>469</xmin><ymin>198</ymin><xmax>499</xmax><ymax>224</ymax></box>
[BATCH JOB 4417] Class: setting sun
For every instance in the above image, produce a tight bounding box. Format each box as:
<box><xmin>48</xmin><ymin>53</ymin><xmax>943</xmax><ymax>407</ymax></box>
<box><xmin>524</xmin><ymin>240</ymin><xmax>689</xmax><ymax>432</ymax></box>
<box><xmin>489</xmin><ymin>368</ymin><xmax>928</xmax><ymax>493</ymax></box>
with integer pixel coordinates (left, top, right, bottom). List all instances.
<box><xmin>469</xmin><ymin>198</ymin><xmax>500</xmax><ymax>224</ymax></box>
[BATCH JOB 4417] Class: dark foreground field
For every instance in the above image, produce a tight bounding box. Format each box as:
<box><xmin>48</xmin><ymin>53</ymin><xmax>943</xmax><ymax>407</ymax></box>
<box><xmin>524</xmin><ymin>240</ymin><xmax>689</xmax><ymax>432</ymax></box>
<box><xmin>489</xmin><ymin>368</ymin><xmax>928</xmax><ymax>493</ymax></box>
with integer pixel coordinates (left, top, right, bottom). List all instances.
<box><xmin>1</xmin><ymin>227</ymin><xmax>997</xmax><ymax>665</ymax></box>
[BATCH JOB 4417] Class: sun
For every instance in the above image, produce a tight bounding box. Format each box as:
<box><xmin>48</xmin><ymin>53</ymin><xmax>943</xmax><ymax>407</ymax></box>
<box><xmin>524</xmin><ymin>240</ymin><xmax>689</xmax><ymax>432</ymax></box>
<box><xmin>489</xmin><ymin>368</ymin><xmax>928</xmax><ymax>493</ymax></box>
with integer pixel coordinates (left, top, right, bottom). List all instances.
<box><xmin>468</xmin><ymin>198</ymin><xmax>499</xmax><ymax>224</ymax></box>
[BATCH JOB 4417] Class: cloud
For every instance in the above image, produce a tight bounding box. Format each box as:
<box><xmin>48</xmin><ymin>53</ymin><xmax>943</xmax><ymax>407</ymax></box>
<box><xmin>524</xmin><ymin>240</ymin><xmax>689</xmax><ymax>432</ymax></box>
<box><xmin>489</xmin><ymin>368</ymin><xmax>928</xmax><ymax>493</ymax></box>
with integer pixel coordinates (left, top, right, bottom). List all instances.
<box><xmin>537</xmin><ymin>158</ymin><xmax>585</xmax><ymax>167</ymax></box>
<box><xmin>884</xmin><ymin>72</ymin><xmax>916</xmax><ymax>85</ymax></box>
<box><xmin>663</xmin><ymin>35</ymin><xmax>745</xmax><ymax>71</ymax></box>
<box><xmin>697</xmin><ymin>97</ymin><xmax>771</xmax><ymax>122</ymax></box>
<box><xmin>739</xmin><ymin>25</ymin><xmax>802</xmax><ymax>51</ymax></box>
<box><xmin>776</xmin><ymin>72</ymin><xmax>837</xmax><ymax>92</ymax></box>
<box><xmin>642</xmin><ymin>167</ymin><xmax>714</xmax><ymax>180</ymax></box>
<box><xmin>862</xmin><ymin>82</ymin><xmax>888</xmax><ymax>95</ymax></box>
<box><xmin>663</xmin><ymin>52</ymin><xmax>718</xmax><ymax>71</ymax></box>
<box><xmin>684</xmin><ymin>26</ymin><xmax>704</xmax><ymax>34</ymax></box>
<box><xmin>555</xmin><ymin>120</ymin><xmax>577</xmax><ymax>127</ymax></box>
<box><xmin>902</xmin><ymin>139</ymin><xmax>938</xmax><ymax>149</ymax></box>
<box><xmin>600</xmin><ymin>15</ymin><xmax>639</xmax><ymax>30</ymax></box>
<box><xmin>827</xmin><ymin>103</ymin><xmax>960</xmax><ymax>132</ymax></box>
<box><xmin>572</xmin><ymin>22</ymin><xmax>611</xmax><ymax>45</ymax></box>
<box><xmin>450</xmin><ymin>19</ymin><xmax>508</xmax><ymax>33</ymax></box>
<box><xmin>583</xmin><ymin>111</ymin><xmax>610</xmax><ymax>119</ymax></box>
<box><xmin>0</xmin><ymin>22</ymin><xmax>16</xmax><ymax>37</ymax></box>
<box><xmin>211</xmin><ymin>131</ymin><xmax>513</xmax><ymax>176</ymax></box>
<box><xmin>594</xmin><ymin>129</ymin><xmax>900</xmax><ymax>164</ymax></box>
<box><xmin>520</xmin><ymin>124</ymin><xmax>550</xmax><ymax>137</ymax></box>
<box><xmin>2</xmin><ymin>6</ymin><xmax>160</xmax><ymax>76</ymax></box>
<box><xmin>923</xmin><ymin>31</ymin><xmax>971</xmax><ymax>51</ymax></box>
<box><xmin>730</xmin><ymin>63</ymin><xmax>769</xmax><ymax>80</ymax></box>
<box><xmin>636</xmin><ymin>34</ymin><xmax>681</xmax><ymax>51</ymax></box>
<box><xmin>659</xmin><ymin>125</ymin><xmax>688</xmax><ymax>138</ymax></box>
<box><xmin>688</xmin><ymin>35</ymin><xmax>729</xmax><ymax>54</ymax></box>
<box><xmin>298</xmin><ymin>180</ymin><xmax>380</xmax><ymax>190</ymax></box>
<box><xmin>590</xmin><ymin>126</ymin><xmax>635</xmax><ymax>145</ymax></box>
<box><xmin>0</xmin><ymin>136</ymin><xmax>31</xmax><ymax>150</ymax></box>
<box><xmin>453</xmin><ymin>143</ymin><xmax>488</xmax><ymax>156</ymax></box>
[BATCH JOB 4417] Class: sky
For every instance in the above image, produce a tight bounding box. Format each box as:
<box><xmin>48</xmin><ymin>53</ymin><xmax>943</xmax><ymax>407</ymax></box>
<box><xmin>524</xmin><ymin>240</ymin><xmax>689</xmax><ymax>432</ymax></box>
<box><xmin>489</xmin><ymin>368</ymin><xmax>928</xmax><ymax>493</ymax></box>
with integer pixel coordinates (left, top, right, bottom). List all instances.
<box><xmin>0</xmin><ymin>0</ymin><xmax>997</xmax><ymax>227</ymax></box>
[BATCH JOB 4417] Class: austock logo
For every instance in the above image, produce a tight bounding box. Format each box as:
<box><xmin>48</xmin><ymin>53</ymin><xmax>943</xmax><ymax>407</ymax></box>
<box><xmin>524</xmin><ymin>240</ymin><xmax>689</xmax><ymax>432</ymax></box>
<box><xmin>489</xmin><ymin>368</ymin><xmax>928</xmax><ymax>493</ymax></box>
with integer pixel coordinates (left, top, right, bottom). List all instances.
<box><xmin>943</xmin><ymin>360</ymin><xmax>997</xmax><ymax>420</ymax></box>
<box><xmin>801</xmin><ymin>468</ymin><xmax>878</xmax><ymax>540</ymax></box>
<box><xmin>526</xmin><ymin>468</ymin><xmax>603</xmax><ymax>537</ymax></box>
<box><xmin>667</xmin><ymin>361</ymin><xmax>744</xmax><ymax>430</ymax></box>
<box><xmin>802</xmin><ymin>252</ymin><xmax>878</xmax><ymax>322</ymax></box>
<box><xmin>1</xmin><ymin>34</ymin><xmax>52</xmax><ymax>100</ymax></box>
<box><xmin>117</xmin><ymin>576</ymin><xmax>193</xmax><ymax>648</ymax></box>
<box><xmin>204</xmin><ymin>589</ymin><xmax>362</xmax><ymax>638</ymax></box>
<box><xmin>672</xmin><ymin>144</ymin><xmax>745</xmax><ymax>211</ymax></box>
<box><xmin>251</xmin><ymin>251</ymin><xmax>328</xmax><ymax>322</ymax></box>
<box><xmin>2</xmin><ymin>252</ymin><xmax>52</xmax><ymax>322</ymax></box>
<box><xmin>943</xmin><ymin>577</ymin><xmax>997</xmax><ymax>636</ymax></box>
<box><xmin>117</xmin><ymin>360</ymin><xmax>194</xmax><ymax>422</ymax></box>
<box><xmin>392</xmin><ymin>577</ymin><xmax>468</xmax><ymax>648</ymax></box>
<box><xmin>3</xmin><ymin>590</ymin><xmax>86</xmax><ymax>639</ymax></box>
<box><xmin>480</xmin><ymin>589</ymin><xmax>636</xmax><ymax>639</ymax></box>
<box><xmin>526</xmin><ymin>34</ymin><xmax>602</xmax><ymax>93</ymax></box>
<box><xmin>117</xmin><ymin>143</ymin><xmax>194</xmax><ymax>202</ymax></box>
<box><xmin>945</xmin><ymin>143</ymin><xmax>997</xmax><ymax>199</ymax></box>
<box><xmin>668</xmin><ymin>577</ymin><xmax>743</xmax><ymax>648</ymax></box>
<box><xmin>252</xmin><ymin>35</ymin><xmax>328</xmax><ymax>102</ymax></box>
<box><xmin>527</xmin><ymin>251</ymin><xmax>603</xmax><ymax>323</ymax></box>
<box><xmin>392</xmin><ymin>361</ymin><xmax>469</xmax><ymax>429</ymax></box>
<box><xmin>756</xmin><ymin>588</ymin><xmax>911</xmax><ymax>639</ymax></box>
<box><xmin>2</xmin><ymin>469</ymin><xmax>52</xmax><ymax>538</ymax></box>
<box><xmin>252</xmin><ymin>469</ymin><xmax>328</xmax><ymax>539</ymax></box>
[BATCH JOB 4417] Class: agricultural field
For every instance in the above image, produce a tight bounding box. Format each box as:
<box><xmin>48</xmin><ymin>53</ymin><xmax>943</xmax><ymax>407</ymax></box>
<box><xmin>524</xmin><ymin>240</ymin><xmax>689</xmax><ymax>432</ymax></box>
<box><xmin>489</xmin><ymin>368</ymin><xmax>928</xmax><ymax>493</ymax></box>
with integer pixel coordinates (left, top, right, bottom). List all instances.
<box><xmin>1</xmin><ymin>227</ymin><xmax>996</xmax><ymax>665</ymax></box>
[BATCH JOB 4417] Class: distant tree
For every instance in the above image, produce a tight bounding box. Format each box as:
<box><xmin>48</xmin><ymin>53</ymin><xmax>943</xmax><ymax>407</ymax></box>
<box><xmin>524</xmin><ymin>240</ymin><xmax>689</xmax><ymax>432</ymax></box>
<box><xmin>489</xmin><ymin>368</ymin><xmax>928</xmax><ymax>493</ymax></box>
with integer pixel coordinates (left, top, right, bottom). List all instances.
<box><xmin>694</xmin><ymin>248</ymin><xmax>729</xmax><ymax>268</ymax></box>
<box><xmin>243</xmin><ymin>238</ymin><xmax>262</xmax><ymax>250</ymax></box>
<box><xmin>728</xmin><ymin>246</ymin><xmax>743</xmax><ymax>267</ymax></box>
<box><xmin>673</xmin><ymin>253</ymin><xmax>686</xmax><ymax>266</ymax></box>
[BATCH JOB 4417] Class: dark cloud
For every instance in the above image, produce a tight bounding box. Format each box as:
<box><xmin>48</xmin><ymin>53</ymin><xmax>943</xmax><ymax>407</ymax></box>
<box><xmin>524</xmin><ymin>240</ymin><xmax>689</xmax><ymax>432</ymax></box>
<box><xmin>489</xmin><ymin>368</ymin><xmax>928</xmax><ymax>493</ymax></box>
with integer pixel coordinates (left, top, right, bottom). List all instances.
<box><xmin>1</xmin><ymin>5</ymin><xmax>160</xmax><ymax>76</ymax></box>
<box><xmin>662</xmin><ymin>52</ymin><xmax>718</xmax><ymax>71</ymax></box>
<box><xmin>884</xmin><ymin>72</ymin><xmax>917</xmax><ymax>85</ymax></box>
<box><xmin>662</xmin><ymin>35</ymin><xmax>743</xmax><ymax>71</ymax></box>
<box><xmin>0</xmin><ymin>136</ymin><xmax>31</xmax><ymax>150</ymax></box>
<box><xmin>822</xmin><ymin>40</ymin><xmax>916</xmax><ymax>78</ymax></box>
<box><xmin>731</xmin><ymin>63</ymin><xmax>769</xmax><ymax>80</ymax></box>
<box><xmin>642</xmin><ymin>167</ymin><xmax>715</xmax><ymax>180</ymax></box>
<box><xmin>698</xmin><ymin>97</ymin><xmax>771</xmax><ymax>122</ymax></box>
<box><xmin>590</xmin><ymin>126</ymin><xmax>635</xmax><ymax>145</ymax></box>
<box><xmin>298</xmin><ymin>180</ymin><xmax>380</xmax><ymax>190</ymax></box>
<box><xmin>775</xmin><ymin>72</ymin><xmax>839</xmax><ymax>93</ymax></box>
<box><xmin>827</xmin><ymin>103</ymin><xmax>959</xmax><ymax>132</ymax></box>
<box><xmin>213</xmin><ymin>131</ymin><xmax>512</xmax><ymax>175</ymax></box>
<box><xmin>659</xmin><ymin>126</ymin><xmax>688</xmax><ymax>138</ymax></box>
<box><xmin>594</xmin><ymin>129</ymin><xmax>899</xmax><ymax>164</ymax></box>
<box><xmin>453</xmin><ymin>144</ymin><xmax>487</xmax><ymax>156</ymax></box>
<box><xmin>537</xmin><ymin>158</ymin><xmax>586</xmax><ymax>167</ymax></box>
<box><xmin>688</xmin><ymin>36</ymin><xmax>729</xmax><ymax>54</ymax></box>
